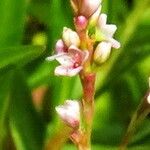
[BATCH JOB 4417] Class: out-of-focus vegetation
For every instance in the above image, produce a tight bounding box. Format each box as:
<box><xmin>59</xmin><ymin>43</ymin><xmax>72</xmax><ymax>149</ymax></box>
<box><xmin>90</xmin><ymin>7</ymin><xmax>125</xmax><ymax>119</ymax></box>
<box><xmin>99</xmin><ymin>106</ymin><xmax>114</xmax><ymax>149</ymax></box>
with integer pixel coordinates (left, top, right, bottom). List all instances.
<box><xmin>0</xmin><ymin>0</ymin><xmax>150</xmax><ymax>149</ymax></box>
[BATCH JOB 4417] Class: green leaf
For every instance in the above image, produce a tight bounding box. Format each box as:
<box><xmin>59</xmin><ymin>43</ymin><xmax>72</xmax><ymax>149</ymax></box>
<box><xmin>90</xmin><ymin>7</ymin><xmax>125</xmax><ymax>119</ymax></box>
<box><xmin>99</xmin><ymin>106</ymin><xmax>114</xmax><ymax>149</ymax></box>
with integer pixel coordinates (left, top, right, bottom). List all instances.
<box><xmin>9</xmin><ymin>69</ymin><xmax>45</xmax><ymax>150</ymax></box>
<box><xmin>0</xmin><ymin>0</ymin><xmax>27</xmax><ymax>47</ymax></box>
<box><xmin>0</xmin><ymin>69</ymin><xmax>13</xmax><ymax>149</ymax></box>
<box><xmin>0</xmin><ymin>45</ymin><xmax>45</xmax><ymax>69</ymax></box>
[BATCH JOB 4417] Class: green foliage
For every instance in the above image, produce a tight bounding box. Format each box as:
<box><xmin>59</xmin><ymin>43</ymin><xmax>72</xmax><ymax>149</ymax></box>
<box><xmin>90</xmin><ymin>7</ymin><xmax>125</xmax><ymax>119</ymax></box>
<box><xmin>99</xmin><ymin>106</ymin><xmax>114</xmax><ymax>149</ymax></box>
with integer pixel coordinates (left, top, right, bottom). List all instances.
<box><xmin>0</xmin><ymin>0</ymin><xmax>150</xmax><ymax>149</ymax></box>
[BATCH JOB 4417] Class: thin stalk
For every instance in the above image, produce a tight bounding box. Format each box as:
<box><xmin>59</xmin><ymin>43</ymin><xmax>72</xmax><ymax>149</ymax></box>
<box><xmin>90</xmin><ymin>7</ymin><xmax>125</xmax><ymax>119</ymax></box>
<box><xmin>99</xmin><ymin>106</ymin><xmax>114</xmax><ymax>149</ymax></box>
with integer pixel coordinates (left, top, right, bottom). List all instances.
<box><xmin>44</xmin><ymin>125</ymin><xmax>72</xmax><ymax>150</ymax></box>
<box><xmin>119</xmin><ymin>91</ymin><xmax>150</xmax><ymax>150</ymax></box>
<box><xmin>79</xmin><ymin>73</ymin><xmax>96</xmax><ymax>150</ymax></box>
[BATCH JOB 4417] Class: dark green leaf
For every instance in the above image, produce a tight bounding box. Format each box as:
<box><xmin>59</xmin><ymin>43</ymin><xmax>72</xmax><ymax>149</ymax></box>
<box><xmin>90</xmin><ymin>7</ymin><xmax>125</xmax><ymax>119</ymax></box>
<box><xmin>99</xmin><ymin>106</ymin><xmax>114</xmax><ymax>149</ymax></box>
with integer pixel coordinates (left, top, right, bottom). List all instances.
<box><xmin>0</xmin><ymin>45</ymin><xmax>45</xmax><ymax>69</ymax></box>
<box><xmin>9</xmin><ymin>69</ymin><xmax>45</xmax><ymax>150</ymax></box>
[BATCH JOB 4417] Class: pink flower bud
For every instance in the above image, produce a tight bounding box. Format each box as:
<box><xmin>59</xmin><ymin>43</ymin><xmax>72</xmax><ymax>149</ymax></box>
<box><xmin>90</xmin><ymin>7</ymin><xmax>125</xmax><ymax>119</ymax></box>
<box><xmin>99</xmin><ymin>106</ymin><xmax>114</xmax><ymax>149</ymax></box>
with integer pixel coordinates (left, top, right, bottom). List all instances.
<box><xmin>94</xmin><ymin>42</ymin><xmax>112</xmax><ymax>64</ymax></box>
<box><xmin>74</xmin><ymin>15</ymin><xmax>88</xmax><ymax>31</ymax></box>
<box><xmin>62</xmin><ymin>27</ymin><xmax>80</xmax><ymax>47</ymax></box>
<box><xmin>56</xmin><ymin>100</ymin><xmax>80</xmax><ymax>128</ymax></box>
<box><xmin>80</xmin><ymin>0</ymin><xmax>102</xmax><ymax>18</ymax></box>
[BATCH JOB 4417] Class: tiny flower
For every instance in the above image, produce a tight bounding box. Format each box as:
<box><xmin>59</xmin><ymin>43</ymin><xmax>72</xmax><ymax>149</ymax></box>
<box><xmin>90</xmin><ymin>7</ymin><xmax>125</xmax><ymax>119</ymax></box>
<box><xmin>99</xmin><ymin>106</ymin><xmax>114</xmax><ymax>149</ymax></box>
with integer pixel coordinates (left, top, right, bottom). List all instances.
<box><xmin>94</xmin><ymin>41</ymin><xmax>112</xmax><ymax>64</ymax></box>
<box><xmin>55</xmin><ymin>100</ymin><xmax>80</xmax><ymax>128</ymax></box>
<box><xmin>96</xmin><ymin>13</ymin><xmax>121</xmax><ymax>49</ymax></box>
<box><xmin>46</xmin><ymin>45</ymin><xmax>89</xmax><ymax>77</ymax></box>
<box><xmin>62</xmin><ymin>27</ymin><xmax>80</xmax><ymax>47</ymax></box>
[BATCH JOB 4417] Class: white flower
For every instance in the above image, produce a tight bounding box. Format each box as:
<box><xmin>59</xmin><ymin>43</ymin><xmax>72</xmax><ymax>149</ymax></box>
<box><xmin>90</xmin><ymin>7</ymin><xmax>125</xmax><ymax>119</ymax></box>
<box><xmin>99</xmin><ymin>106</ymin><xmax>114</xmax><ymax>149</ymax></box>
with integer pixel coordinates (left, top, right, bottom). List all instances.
<box><xmin>46</xmin><ymin>45</ymin><xmax>89</xmax><ymax>76</ymax></box>
<box><xmin>96</xmin><ymin>13</ymin><xmax>121</xmax><ymax>49</ymax></box>
<box><xmin>56</xmin><ymin>100</ymin><xmax>80</xmax><ymax>128</ymax></box>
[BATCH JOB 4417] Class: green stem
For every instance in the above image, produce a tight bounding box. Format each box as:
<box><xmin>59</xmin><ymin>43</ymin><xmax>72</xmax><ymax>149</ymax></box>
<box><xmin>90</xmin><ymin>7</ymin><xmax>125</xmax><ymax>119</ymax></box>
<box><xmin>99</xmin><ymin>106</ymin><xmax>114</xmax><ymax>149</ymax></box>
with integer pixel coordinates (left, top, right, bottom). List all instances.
<box><xmin>119</xmin><ymin>91</ymin><xmax>150</xmax><ymax>150</ymax></box>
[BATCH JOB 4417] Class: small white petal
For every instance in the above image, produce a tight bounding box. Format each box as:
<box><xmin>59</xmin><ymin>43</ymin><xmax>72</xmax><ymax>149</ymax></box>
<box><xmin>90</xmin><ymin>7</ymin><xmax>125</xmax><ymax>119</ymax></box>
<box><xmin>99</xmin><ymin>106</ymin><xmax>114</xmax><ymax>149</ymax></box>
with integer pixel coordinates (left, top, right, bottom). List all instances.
<box><xmin>46</xmin><ymin>53</ymin><xmax>66</xmax><ymax>61</ymax></box>
<box><xmin>98</xmin><ymin>13</ymin><xmax>107</xmax><ymax>27</ymax></box>
<box><xmin>103</xmin><ymin>24</ymin><xmax>117</xmax><ymax>37</ymax></box>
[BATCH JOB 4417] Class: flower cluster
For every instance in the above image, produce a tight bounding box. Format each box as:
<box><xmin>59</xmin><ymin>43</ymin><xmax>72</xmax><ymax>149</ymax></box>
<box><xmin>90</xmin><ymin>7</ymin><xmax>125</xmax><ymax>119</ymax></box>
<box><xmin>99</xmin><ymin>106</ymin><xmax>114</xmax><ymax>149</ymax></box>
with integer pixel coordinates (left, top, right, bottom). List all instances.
<box><xmin>46</xmin><ymin>0</ymin><xmax>120</xmax><ymax>78</ymax></box>
<box><xmin>46</xmin><ymin>0</ymin><xmax>121</xmax><ymax>132</ymax></box>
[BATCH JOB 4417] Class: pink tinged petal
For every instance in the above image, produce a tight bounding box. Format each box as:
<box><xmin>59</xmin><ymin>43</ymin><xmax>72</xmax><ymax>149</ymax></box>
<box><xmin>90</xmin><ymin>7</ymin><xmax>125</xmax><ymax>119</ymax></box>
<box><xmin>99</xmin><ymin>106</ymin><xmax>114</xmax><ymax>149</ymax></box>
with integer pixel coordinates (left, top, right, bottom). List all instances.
<box><xmin>45</xmin><ymin>53</ymin><xmax>66</xmax><ymax>61</ymax></box>
<box><xmin>98</xmin><ymin>13</ymin><xmax>107</xmax><ymax>28</ymax></box>
<box><xmin>55</xmin><ymin>100</ymin><xmax>80</xmax><ymax>128</ymax></box>
<box><xmin>68</xmin><ymin>45</ymin><xmax>89</xmax><ymax>65</ymax></box>
<box><xmin>56</xmin><ymin>55</ymin><xmax>74</xmax><ymax>67</ymax></box>
<box><xmin>55</xmin><ymin>65</ymin><xmax>82</xmax><ymax>76</ymax></box>
<box><xmin>108</xmin><ymin>38</ymin><xmax>121</xmax><ymax>49</ymax></box>
<box><xmin>80</xmin><ymin>0</ymin><xmax>102</xmax><ymax>18</ymax></box>
<box><xmin>94</xmin><ymin>42</ymin><xmax>112</xmax><ymax>64</ymax></box>
<box><xmin>55</xmin><ymin>39</ymin><xmax>67</xmax><ymax>53</ymax></box>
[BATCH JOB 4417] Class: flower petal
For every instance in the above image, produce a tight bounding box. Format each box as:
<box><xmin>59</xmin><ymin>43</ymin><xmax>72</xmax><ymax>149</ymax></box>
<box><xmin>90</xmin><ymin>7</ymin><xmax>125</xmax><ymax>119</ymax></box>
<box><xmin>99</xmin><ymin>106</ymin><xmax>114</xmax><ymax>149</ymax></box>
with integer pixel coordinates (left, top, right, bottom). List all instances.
<box><xmin>55</xmin><ymin>100</ymin><xmax>80</xmax><ymax>128</ymax></box>
<box><xmin>56</xmin><ymin>55</ymin><xmax>74</xmax><ymax>67</ymax></box>
<box><xmin>108</xmin><ymin>38</ymin><xmax>121</xmax><ymax>49</ymax></box>
<box><xmin>98</xmin><ymin>13</ymin><xmax>107</xmax><ymax>27</ymax></box>
<box><xmin>55</xmin><ymin>39</ymin><xmax>67</xmax><ymax>53</ymax></box>
<box><xmin>55</xmin><ymin>65</ymin><xmax>82</xmax><ymax>76</ymax></box>
<box><xmin>68</xmin><ymin>45</ymin><xmax>89</xmax><ymax>64</ymax></box>
<box><xmin>103</xmin><ymin>24</ymin><xmax>117</xmax><ymax>37</ymax></box>
<box><xmin>46</xmin><ymin>53</ymin><xmax>66</xmax><ymax>61</ymax></box>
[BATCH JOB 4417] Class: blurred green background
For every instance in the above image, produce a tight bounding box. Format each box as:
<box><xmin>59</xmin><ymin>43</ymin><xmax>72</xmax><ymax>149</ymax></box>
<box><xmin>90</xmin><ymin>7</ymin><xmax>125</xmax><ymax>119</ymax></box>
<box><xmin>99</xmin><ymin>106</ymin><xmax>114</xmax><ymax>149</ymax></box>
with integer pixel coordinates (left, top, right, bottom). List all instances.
<box><xmin>0</xmin><ymin>0</ymin><xmax>150</xmax><ymax>149</ymax></box>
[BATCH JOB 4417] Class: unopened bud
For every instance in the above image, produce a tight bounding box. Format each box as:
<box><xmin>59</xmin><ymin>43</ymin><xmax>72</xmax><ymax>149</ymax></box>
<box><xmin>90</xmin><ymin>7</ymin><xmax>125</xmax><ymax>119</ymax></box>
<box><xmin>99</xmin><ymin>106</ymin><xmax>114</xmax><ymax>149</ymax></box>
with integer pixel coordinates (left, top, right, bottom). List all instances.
<box><xmin>80</xmin><ymin>0</ymin><xmax>102</xmax><ymax>18</ymax></box>
<box><xmin>56</xmin><ymin>100</ymin><xmax>80</xmax><ymax>128</ymax></box>
<box><xmin>62</xmin><ymin>27</ymin><xmax>80</xmax><ymax>47</ymax></box>
<box><xmin>94</xmin><ymin>42</ymin><xmax>112</xmax><ymax>64</ymax></box>
<box><xmin>74</xmin><ymin>15</ymin><xmax>88</xmax><ymax>31</ymax></box>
